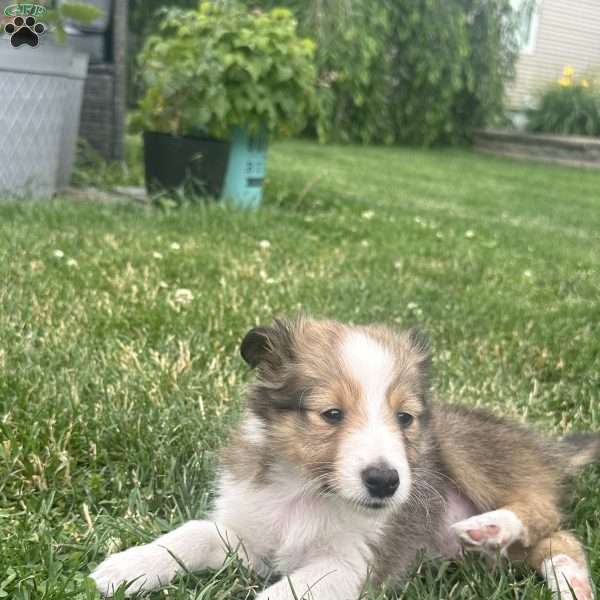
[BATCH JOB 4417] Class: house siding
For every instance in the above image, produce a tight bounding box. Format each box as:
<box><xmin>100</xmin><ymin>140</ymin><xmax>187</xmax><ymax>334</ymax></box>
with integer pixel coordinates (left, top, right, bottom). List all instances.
<box><xmin>506</xmin><ymin>0</ymin><xmax>600</xmax><ymax>110</ymax></box>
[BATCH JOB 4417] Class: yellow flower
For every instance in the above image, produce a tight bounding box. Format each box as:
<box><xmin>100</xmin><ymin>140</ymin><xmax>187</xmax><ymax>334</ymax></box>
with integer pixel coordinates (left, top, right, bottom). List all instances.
<box><xmin>581</xmin><ymin>79</ymin><xmax>590</xmax><ymax>88</ymax></box>
<box><xmin>563</xmin><ymin>65</ymin><xmax>575</xmax><ymax>77</ymax></box>
<box><xmin>558</xmin><ymin>76</ymin><xmax>571</xmax><ymax>87</ymax></box>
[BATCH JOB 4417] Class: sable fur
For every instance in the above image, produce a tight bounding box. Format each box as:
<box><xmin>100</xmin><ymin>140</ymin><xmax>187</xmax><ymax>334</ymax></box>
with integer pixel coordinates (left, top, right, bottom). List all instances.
<box><xmin>229</xmin><ymin>317</ymin><xmax>597</xmax><ymax>587</ymax></box>
<box><xmin>91</xmin><ymin>316</ymin><xmax>598</xmax><ymax>599</ymax></box>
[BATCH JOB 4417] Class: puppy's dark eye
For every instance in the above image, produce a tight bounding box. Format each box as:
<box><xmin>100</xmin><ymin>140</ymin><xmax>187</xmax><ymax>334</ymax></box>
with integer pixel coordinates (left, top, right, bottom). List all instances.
<box><xmin>397</xmin><ymin>412</ymin><xmax>414</xmax><ymax>427</ymax></box>
<box><xmin>321</xmin><ymin>408</ymin><xmax>344</xmax><ymax>424</ymax></box>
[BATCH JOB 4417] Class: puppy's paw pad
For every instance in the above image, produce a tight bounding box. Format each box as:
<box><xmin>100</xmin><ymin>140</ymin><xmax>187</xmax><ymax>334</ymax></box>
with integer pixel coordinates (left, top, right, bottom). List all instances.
<box><xmin>569</xmin><ymin>578</ymin><xmax>594</xmax><ymax>600</ymax></box>
<box><xmin>542</xmin><ymin>554</ymin><xmax>594</xmax><ymax>600</ymax></box>
<box><xmin>554</xmin><ymin>579</ymin><xmax>594</xmax><ymax>600</ymax></box>
<box><xmin>451</xmin><ymin>509</ymin><xmax>525</xmax><ymax>552</ymax></box>
<box><xmin>464</xmin><ymin>524</ymin><xmax>500</xmax><ymax>543</ymax></box>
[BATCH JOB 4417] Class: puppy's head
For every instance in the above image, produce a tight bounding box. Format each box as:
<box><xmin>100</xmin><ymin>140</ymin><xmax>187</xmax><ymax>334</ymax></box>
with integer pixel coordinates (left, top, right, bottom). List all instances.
<box><xmin>240</xmin><ymin>317</ymin><xmax>431</xmax><ymax>513</ymax></box>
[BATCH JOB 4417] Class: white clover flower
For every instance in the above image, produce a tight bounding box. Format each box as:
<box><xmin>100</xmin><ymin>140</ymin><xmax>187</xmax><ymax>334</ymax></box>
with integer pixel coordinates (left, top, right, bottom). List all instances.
<box><xmin>465</xmin><ymin>230</ymin><xmax>475</xmax><ymax>239</ymax></box>
<box><xmin>153</xmin><ymin>252</ymin><xmax>163</xmax><ymax>260</ymax></box>
<box><xmin>523</xmin><ymin>270</ymin><xmax>533</xmax><ymax>279</ymax></box>
<box><xmin>53</xmin><ymin>249</ymin><xmax>64</xmax><ymax>258</ymax></box>
<box><xmin>169</xmin><ymin>242</ymin><xmax>181</xmax><ymax>251</ymax></box>
<box><xmin>174</xmin><ymin>288</ymin><xmax>194</xmax><ymax>305</ymax></box>
<box><xmin>360</xmin><ymin>240</ymin><xmax>370</xmax><ymax>248</ymax></box>
<box><xmin>259</xmin><ymin>239</ymin><xmax>271</xmax><ymax>250</ymax></box>
<box><xmin>407</xmin><ymin>301</ymin><xmax>424</xmax><ymax>317</ymax></box>
<box><xmin>361</xmin><ymin>210</ymin><xmax>375</xmax><ymax>220</ymax></box>
<box><xmin>66</xmin><ymin>258</ymin><xmax>78</xmax><ymax>268</ymax></box>
<box><xmin>105</xmin><ymin>537</ymin><xmax>122</xmax><ymax>554</ymax></box>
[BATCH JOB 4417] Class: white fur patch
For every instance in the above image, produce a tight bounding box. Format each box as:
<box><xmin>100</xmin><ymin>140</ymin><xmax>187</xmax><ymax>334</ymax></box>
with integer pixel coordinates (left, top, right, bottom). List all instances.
<box><xmin>255</xmin><ymin>555</ymin><xmax>365</xmax><ymax>600</ymax></box>
<box><xmin>541</xmin><ymin>554</ymin><xmax>594</xmax><ymax>600</ymax></box>
<box><xmin>91</xmin><ymin>520</ymin><xmax>232</xmax><ymax>596</ymax></box>
<box><xmin>337</xmin><ymin>332</ymin><xmax>412</xmax><ymax>507</ymax></box>
<box><xmin>240</xmin><ymin>413</ymin><xmax>266</xmax><ymax>446</ymax></box>
<box><xmin>91</xmin><ymin>543</ymin><xmax>174</xmax><ymax>596</ymax></box>
<box><xmin>340</xmin><ymin>332</ymin><xmax>396</xmax><ymax>412</ymax></box>
<box><xmin>211</xmin><ymin>466</ymin><xmax>381</xmax><ymax>577</ymax></box>
<box><xmin>451</xmin><ymin>509</ymin><xmax>526</xmax><ymax>555</ymax></box>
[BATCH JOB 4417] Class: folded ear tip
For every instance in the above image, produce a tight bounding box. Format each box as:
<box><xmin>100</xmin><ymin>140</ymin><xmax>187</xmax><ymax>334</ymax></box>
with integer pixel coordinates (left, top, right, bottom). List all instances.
<box><xmin>408</xmin><ymin>326</ymin><xmax>430</xmax><ymax>353</ymax></box>
<box><xmin>240</xmin><ymin>326</ymin><xmax>271</xmax><ymax>368</ymax></box>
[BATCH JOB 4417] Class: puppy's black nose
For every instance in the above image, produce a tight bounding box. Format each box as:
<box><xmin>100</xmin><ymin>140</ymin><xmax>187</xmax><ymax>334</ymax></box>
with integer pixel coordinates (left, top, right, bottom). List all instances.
<box><xmin>361</xmin><ymin>465</ymin><xmax>399</xmax><ymax>498</ymax></box>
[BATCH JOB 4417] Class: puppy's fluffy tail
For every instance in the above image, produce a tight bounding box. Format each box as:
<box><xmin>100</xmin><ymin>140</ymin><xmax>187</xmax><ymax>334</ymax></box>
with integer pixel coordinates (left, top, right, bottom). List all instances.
<box><xmin>559</xmin><ymin>433</ymin><xmax>600</xmax><ymax>473</ymax></box>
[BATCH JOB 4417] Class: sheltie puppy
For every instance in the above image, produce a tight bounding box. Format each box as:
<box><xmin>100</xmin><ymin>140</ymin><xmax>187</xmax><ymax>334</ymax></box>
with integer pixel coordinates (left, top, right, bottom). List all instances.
<box><xmin>92</xmin><ymin>317</ymin><xmax>598</xmax><ymax>599</ymax></box>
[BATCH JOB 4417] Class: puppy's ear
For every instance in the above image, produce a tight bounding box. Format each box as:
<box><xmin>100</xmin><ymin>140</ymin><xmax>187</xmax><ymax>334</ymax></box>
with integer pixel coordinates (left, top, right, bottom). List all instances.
<box><xmin>407</xmin><ymin>327</ymin><xmax>432</xmax><ymax>401</ymax></box>
<box><xmin>240</xmin><ymin>319</ymin><xmax>297</xmax><ymax>369</ymax></box>
<box><xmin>240</xmin><ymin>326</ymin><xmax>274</xmax><ymax>368</ymax></box>
<box><xmin>407</xmin><ymin>327</ymin><xmax>431</xmax><ymax>370</ymax></box>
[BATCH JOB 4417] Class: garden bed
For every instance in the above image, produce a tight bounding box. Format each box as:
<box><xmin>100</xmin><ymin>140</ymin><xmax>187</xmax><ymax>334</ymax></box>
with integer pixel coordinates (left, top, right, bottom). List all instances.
<box><xmin>475</xmin><ymin>129</ymin><xmax>600</xmax><ymax>168</ymax></box>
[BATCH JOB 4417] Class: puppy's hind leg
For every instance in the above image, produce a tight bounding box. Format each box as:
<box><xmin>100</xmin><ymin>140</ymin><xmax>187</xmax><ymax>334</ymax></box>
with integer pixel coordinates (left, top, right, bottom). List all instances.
<box><xmin>451</xmin><ymin>498</ymin><xmax>561</xmax><ymax>557</ymax></box>
<box><xmin>91</xmin><ymin>520</ymin><xmax>245</xmax><ymax>597</ymax></box>
<box><xmin>528</xmin><ymin>531</ymin><xmax>594</xmax><ymax>600</ymax></box>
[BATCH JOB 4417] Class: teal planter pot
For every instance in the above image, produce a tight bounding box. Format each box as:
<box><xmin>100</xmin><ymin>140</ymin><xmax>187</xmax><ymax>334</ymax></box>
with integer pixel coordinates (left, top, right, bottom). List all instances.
<box><xmin>142</xmin><ymin>127</ymin><xmax>267</xmax><ymax>208</ymax></box>
<box><xmin>221</xmin><ymin>128</ymin><xmax>267</xmax><ymax>209</ymax></box>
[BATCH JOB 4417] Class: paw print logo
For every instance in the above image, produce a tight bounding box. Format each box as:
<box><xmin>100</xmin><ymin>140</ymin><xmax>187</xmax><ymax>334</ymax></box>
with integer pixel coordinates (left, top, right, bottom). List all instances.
<box><xmin>4</xmin><ymin>15</ymin><xmax>46</xmax><ymax>48</ymax></box>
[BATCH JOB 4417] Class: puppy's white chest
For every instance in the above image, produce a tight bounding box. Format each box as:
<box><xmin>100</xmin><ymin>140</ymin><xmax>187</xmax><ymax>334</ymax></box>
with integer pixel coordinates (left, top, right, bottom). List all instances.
<box><xmin>270</xmin><ymin>494</ymin><xmax>328</xmax><ymax>569</ymax></box>
<box><xmin>212</xmin><ymin>471</ymin><xmax>378</xmax><ymax>574</ymax></box>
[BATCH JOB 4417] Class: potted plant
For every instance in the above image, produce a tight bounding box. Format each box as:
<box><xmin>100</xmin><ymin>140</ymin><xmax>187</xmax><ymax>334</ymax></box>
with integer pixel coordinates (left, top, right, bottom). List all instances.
<box><xmin>0</xmin><ymin>1</ymin><xmax>103</xmax><ymax>200</ymax></box>
<box><xmin>134</xmin><ymin>2</ymin><xmax>317</xmax><ymax>208</ymax></box>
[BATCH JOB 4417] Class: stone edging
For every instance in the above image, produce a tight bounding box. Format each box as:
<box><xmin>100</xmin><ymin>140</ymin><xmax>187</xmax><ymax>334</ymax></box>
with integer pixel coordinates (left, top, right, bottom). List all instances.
<box><xmin>474</xmin><ymin>129</ymin><xmax>600</xmax><ymax>169</ymax></box>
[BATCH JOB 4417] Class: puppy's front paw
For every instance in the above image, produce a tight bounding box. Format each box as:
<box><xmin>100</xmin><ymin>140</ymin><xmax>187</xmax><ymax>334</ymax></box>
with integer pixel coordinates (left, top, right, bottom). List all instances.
<box><xmin>450</xmin><ymin>509</ymin><xmax>525</xmax><ymax>556</ymax></box>
<box><xmin>256</xmin><ymin>580</ymin><xmax>310</xmax><ymax>600</ymax></box>
<box><xmin>542</xmin><ymin>554</ymin><xmax>594</xmax><ymax>600</ymax></box>
<box><xmin>90</xmin><ymin>543</ymin><xmax>178</xmax><ymax>597</ymax></box>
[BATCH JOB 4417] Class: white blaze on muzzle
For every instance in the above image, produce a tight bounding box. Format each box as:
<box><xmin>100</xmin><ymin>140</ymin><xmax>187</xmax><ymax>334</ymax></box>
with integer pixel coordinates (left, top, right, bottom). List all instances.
<box><xmin>337</xmin><ymin>332</ymin><xmax>412</xmax><ymax>507</ymax></box>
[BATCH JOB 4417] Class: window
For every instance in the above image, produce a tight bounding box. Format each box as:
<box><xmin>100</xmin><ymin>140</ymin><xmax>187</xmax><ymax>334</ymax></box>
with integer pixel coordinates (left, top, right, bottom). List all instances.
<box><xmin>511</xmin><ymin>0</ymin><xmax>540</xmax><ymax>54</ymax></box>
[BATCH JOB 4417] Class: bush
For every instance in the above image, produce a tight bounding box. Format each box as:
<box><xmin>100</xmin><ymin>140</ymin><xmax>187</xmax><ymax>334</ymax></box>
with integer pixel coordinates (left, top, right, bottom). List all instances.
<box><xmin>133</xmin><ymin>2</ymin><xmax>318</xmax><ymax>139</ymax></box>
<box><xmin>388</xmin><ymin>0</ymin><xmax>517</xmax><ymax>145</ymax></box>
<box><xmin>527</xmin><ymin>66</ymin><xmax>600</xmax><ymax>137</ymax></box>
<box><xmin>301</xmin><ymin>1</ymin><xmax>393</xmax><ymax>144</ymax></box>
<box><xmin>131</xmin><ymin>0</ymin><xmax>518</xmax><ymax>145</ymax></box>
<box><xmin>127</xmin><ymin>0</ymin><xmax>197</xmax><ymax>105</ymax></box>
<box><xmin>242</xmin><ymin>0</ymin><xmax>519</xmax><ymax>145</ymax></box>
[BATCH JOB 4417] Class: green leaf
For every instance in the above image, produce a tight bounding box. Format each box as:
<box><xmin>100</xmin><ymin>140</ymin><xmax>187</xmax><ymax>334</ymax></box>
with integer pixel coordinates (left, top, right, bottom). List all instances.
<box><xmin>60</xmin><ymin>2</ymin><xmax>103</xmax><ymax>24</ymax></box>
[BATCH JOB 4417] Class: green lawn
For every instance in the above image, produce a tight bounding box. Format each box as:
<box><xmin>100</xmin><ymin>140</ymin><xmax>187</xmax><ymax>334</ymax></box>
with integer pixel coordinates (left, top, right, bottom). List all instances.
<box><xmin>1</xmin><ymin>140</ymin><xmax>599</xmax><ymax>599</ymax></box>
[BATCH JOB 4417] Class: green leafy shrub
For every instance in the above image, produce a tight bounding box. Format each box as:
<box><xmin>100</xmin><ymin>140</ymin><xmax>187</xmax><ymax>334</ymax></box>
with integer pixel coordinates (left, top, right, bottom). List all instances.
<box><xmin>242</xmin><ymin>0</ymin><xmax>518</xmax><ymax>145</ymax></box>
<box><xmin>130</xmin><ymin>0</ymin><xmax>518</xmax><ymax>145</ymax></box>
<box><xmin>389</xmin><ymin>0</ymin><xmax>518</xmax><ymax>145</ymax></box>
<box><xmin>243</xmin><ymin>0</ymin><xmax>393</xmax><ymax>143</ymax></box>
<box><xmin>527</xmin><ymin>66</ymin><xmax>600</xmax><ymax>137</ymax></box>
<box><xmin>133</xmin><ymin>2</ymin><xmax>318</xmax><ymax>139</ymax></box>
<box><xmin>128</xmin><ymin>0</ymin><xmax>199</xmax><ymax>106</ymax></box>
<box><xmin>301</xmin><ymin>1</ymin><xmax>393</xmax><ymax>144</ymax></box>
